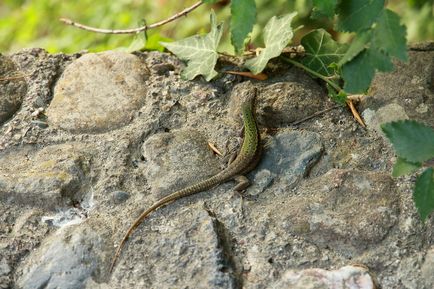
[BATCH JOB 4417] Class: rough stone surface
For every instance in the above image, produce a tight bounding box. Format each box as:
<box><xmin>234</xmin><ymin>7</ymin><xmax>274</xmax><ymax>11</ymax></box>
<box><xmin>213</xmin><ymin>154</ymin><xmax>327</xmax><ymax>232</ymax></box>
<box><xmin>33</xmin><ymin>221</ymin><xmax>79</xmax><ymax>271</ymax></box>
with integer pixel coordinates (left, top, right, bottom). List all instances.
<box><xmin>363</xmin><ymin>103</ymin><xmax>409</xmax><ymax>134</ymax></box>
<box><xmin>17</xmin><ymin>223</ymin><xmax>107</xmax><ymax>289</ymax></box>
<box><xmin>271</xmin><ymin>265</ymin><xmax>377</xmax><ymax>289</ymax></box>
<box><xmin>363</xmin><ymin>42</ymin><xmax>434</xmax><ymax>125</ymax></box>
<box><xmin>421</xmin><ymin>246</ymin><xmax>434</xmax><ymax>288</ymax></box>
<box><xmin>46</xmin><ymin>51</ymin><xmax>150</xmax><ymax>133</ymax></box>
<box><xmin>0</xmin><ymin>143</ymin><xmax>91</xmax><ymax>210</ymax></box>
<box><xmin>0</xmin><ymin>45</ymin><xmax>433</xmax><ymax>289</ymax></box>
<box><xmin>109</xmin><ymin>209</ymin><xmax>239</xmax><ymax>289</ymax></box>
<box><xmin>228</xmin><ymin>73</ymin><xmax>329</xmax><ymax>128</ymax></box>
<box><xmin>141</xmin><ymin>129</ymin><xmax>221</xmax><ymax>199</ymax></box>
<box><xmin>0</xmin><ymin>54</ymin><xmax>27</xmax><ymax>124</ymax></box>
<box><xmin>285</xmin><ymin>169</ymin><xmax>398</xmax><ymax>254</ymax></box>
<box><xmin>255</xmin><ymin>130</ymin><xmax>323</xmax><ymax>193</ymax></box>
<box><xmin>397</xmin><ymin>253</ymin><xmax>425</xmax><ymax>289</ymax></box>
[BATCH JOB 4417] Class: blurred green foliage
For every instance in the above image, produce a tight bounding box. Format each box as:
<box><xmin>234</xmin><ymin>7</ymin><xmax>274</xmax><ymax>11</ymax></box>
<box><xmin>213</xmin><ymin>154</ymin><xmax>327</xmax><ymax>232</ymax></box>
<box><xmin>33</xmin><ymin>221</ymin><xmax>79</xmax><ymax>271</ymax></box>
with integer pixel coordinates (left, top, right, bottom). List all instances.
<box><xmin>0</xmin><ymin>0</ymin><xmax>432</xmax><ymax>54</ymax></box>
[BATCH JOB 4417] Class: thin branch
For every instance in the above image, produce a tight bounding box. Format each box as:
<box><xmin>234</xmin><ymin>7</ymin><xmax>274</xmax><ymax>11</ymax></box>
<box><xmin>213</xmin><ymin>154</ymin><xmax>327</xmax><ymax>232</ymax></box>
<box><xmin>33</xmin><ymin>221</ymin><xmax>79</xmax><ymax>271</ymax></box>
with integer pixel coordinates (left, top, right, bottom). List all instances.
<box><xmin>290</xmin><ymin>105</ymin><xmax>341</xmax><ymax>126</ymax></box>
<box><xmin>60</xmin><ymin>1</ymin><xmax>204</xmax><ymax>34</ymax></box>
<box><xmin>281</xmin><ymin>56</ymin><xmax>343</xmax><ymax>93</ymax></box>
<box><xmin>0</xmin><ymin>74</ymin><xmax>28</xmax><ymax>81</ymax></box>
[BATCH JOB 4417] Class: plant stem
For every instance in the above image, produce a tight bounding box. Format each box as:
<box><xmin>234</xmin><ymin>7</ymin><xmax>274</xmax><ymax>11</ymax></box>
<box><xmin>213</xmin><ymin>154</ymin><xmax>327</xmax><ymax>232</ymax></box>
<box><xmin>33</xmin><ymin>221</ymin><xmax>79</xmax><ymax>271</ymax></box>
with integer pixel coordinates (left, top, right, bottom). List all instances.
<box><xmin>281</xmin><ymin>56</ymin><xmax>343</xmax><ymax>93</ymax></box>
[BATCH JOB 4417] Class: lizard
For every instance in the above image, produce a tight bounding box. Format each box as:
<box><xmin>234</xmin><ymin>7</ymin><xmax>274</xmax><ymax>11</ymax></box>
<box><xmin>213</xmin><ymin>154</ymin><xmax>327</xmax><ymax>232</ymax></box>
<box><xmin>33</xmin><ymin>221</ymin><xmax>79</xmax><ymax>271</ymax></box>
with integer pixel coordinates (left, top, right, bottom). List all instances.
<box><xmin>109</xmin><ymin>87</ymin><xmax>262</xmax><ymax>273</ymax></box>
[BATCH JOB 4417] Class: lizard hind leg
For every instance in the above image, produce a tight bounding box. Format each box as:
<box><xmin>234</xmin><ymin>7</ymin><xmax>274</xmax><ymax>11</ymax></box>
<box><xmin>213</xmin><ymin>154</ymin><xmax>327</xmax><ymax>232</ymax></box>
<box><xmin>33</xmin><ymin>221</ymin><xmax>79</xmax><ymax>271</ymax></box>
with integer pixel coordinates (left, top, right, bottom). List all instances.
<box><xmin>233</xmin><ymin>175</ymin><xmax>250</xmax><ymax>192</ymax></box>
<box><xmin>233</xmin><ymin>175</ymin><xmax>259</xmax><ymax>201</ymax></box>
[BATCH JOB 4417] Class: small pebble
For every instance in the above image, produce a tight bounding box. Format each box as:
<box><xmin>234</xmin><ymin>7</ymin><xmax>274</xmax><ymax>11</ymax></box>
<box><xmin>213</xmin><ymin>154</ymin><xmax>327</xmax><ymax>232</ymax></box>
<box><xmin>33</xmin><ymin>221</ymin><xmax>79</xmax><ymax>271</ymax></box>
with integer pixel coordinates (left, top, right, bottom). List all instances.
<box><xmin>32</xmin><ymin>120</ymin><xmax>48</xmax><ymax>129</ymax></box>
<box><xmin>112</xmin><ymin>191</ymin><xmax>130</xmax><ymax>204</ymax></box>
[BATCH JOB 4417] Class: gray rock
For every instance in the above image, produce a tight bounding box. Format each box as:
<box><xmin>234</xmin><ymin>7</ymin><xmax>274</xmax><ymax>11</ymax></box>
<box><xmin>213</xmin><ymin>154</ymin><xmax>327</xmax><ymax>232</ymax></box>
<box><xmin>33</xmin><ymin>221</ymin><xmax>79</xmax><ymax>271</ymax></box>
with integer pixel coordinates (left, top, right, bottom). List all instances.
<box><xmin>9</xmin><ymin>48</ymin><xmax>72</xmax><ymax>107</ymax></box>
<box><xmin>0</xmin><ymin>144</ymin><xmax>91</xmax><ymax>210</ymax></box>
<box><xmin>310</xmin><ymin>169</ymin><xmax>398</xmax><ymax>251</ymax></box>
<box><xmin>268</xmin><ymin>169</ymin><xmax>399</xmax><ymax>255</ymax></box>
<box><xmin>421</xmin><ymin>246</ymin><xmax>434</xmax><ymax>288</ymax></box>
<box><xmin>363</xmin><ymin>46</ymin><xmax>434</xmax><ymax>124</ymax></box>
<box><xmin>228</xmin><ymin>77</ymin><xmax>328</xmax><ymax>128</ymax></box>
<box><xmin>271</xmin><ymin>265</ymin><xmax>377</xmax><ymax>289</ymax></box>
<box><xmin>0</xmin><ymin>54</ymin><xmax>27</xmax><ymax>124</ymax></box>
<box><xmin>0</xmin><ymin>206</ymin><xmax>50</xmax><ymax>289</ymax></box>
<box><xmin>112</xmin><ymin>191</ymin><xmax>130</xmax><ymax>204</ymax></box>
<box><xmin>1</xmin><ymin>48</ymin><xmax>75</xmax><ymax>150</ymax></box>
<box><xmin>0</xmin><ymin>258</ymin><xmax>10</xmax><ymax>277</ymax></box>
<box><xmin>0</xmin><ymin>258</ymin><xmax>11</xmax><ymax>289</ymax></box>
<box><xmin>397</xmin><ymin>253</ymin><xmax>424</xmax><ymax>289</ymax></box>
<box><xmin>141</xmin><ymin>129</ymin><xmax>221</xmax><ymax>199</ymax></box>
<box><xmin>248</xmin><ymin>130</ymin><xmax>323</xmax><ymax>196</ymax></box>
<box><xmin>110</xmin><ymin>209</ymin><xmax>239</xmax><ymax>289</ymax></box>
<box><xmin>17</xmin><ymin>224</ymin><xmax>106</xmax><ymax>289</ymax></box>
<box><xmin>47</xmin><ymin>51</ymin><xmax>150</xmax><ymax>133</ymax></box>
<box><xmin>264</xmin><ymin>130</ymin><xmax>322</xmax><ymax>188</ymax></box>
<box><xmin>363</xmin><ymin>103</ymin><xmax>409</xmax><ymax>134</ymax></box>
<box><xmin>1</xmin><ymin>46</ymin><xmax>433</xmax><ymax>289</ymax></box>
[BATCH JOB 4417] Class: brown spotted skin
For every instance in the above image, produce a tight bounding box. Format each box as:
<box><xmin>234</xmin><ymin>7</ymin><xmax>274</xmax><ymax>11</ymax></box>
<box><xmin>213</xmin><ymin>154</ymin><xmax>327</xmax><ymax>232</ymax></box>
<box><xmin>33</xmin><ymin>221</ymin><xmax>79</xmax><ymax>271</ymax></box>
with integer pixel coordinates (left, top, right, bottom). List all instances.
<box><xmin>109</xmin><ymin>88</ymin><xmax>261</xmax><ymax>273</ymax></box>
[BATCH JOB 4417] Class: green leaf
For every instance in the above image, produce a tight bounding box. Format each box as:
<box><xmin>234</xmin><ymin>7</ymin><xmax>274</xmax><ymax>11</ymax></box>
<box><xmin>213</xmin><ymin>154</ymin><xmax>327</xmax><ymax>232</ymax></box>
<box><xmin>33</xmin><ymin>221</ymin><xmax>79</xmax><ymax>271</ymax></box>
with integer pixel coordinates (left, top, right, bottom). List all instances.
<box><xmin>144</xmin><ymin>33</ymin><xmax>171</xmax><ymax>52</ymax></box>
<box><xmin>381</xmin><ymin>120</ymin><xmax>434</xmax><ymax>163</ymax></box>
<box><xmin>342</xmin><ymin>50</ymin><xmax>375</xmax><ymax>93</ymax></box>
<box><xmin>341</xmin><ymin>46</ymin><xmax>394</xmax><ymax>93</ymax></box>
<box><xmin>202</xmin><ymin>0</ymin><xmax>218</xmax><ymax>3</ymax></box>
<box><xmin>327</xmin><ymin>83</ymin><xmax>347</xmax><ymax>104</ymax></box>
<box><xmin>311</xmin><ymin>0</ymin><xmax>337</xmax><ymax>19</ymax></box>
<box><xmin>244</xmin><ymin>12</ymin><xmax>297</xmax><ymax>74</ymax></box>
<box><xmin>336</xmin><ymin>0</ymin><xmax>384</xmax><ymax>32</ymax></box>
<box><xmin>392</xmin><ymin>157</ymin><xmax>421</xmax><ymax>177</ymax></box>
<box><xmin>413</xmin><ymin>168</ymin><xmax>434</xmax><ymax>221</ymax></box>
<box><xmin>300</xmin><ymin>29</ymin><xmax>347</xmax><ymax>77</ymax></box>
<box><xmin>338</xmin><ymin>8</ymin><xmax>407</xmax><ymax>92</ymax></box>
<box><xmin>366</xmin><ymin>48</ymin><xmax>394</xmax><ymax>72</ymax></box>
<box><xmin>125</xmin><ymin>33</ymin><xmax>147</xmax><ymax>53</ymax></box>
<box><xmin>160</xmin><ymin>11</ymin><xmax>223</xmax><ymax>81</ymax></box>
<box><xmin>231</xmin><ymin>0</ymin><xmax>256</xmax><ymax>54</ymax></box>
<box><xmin>372</xmin><ymin>9</ymin><xmax>407</xmax><ymax>61</ymax></box>
<box><xmin>338</xmin><ymin>30</ymin><xmax>371</xmax><ymax>65</ymax></box>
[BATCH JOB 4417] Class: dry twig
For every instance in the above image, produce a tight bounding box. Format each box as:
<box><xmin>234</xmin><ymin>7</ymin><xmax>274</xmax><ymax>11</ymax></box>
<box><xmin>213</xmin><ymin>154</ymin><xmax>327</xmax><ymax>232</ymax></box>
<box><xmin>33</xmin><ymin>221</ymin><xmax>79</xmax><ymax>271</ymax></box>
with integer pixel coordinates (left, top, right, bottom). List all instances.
<box><xmin>0</xmin><ymin>74</ymin><xmax>28</xmax><ymax>81</ymax></box>
<box><xmin>290</xmin><ymin>105</ymin><xmax>341</xmax><ymax>126</ymax></box>
<box><xmin>346</xmin><ymin>99</ymin><xmax>366</xmax><ymax>127</ymax></box>
<box><xmin>208</xmin><ymin>142</ymin><xmax>223</xmax><ymax>156</ymax></box>
<box><xmin>60</xmin><ymin>1</ymin><xmax>203</xmax><ymax>34</ymax></box>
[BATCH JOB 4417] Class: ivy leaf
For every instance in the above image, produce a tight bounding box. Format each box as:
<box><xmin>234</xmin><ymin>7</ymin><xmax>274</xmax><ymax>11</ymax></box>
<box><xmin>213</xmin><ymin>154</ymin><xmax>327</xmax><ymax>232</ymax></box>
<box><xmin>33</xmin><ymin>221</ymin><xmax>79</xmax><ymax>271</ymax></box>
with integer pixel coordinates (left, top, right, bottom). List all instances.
<box><xmin>244</xmin><ymin>12</ymin><xmax>297</xmax><ymax>74</ymax></box>
<box><xmin>231</xmin><ymin>0</ymin><xmax>256</xmax><ymax>54</ymax></box>
<box><xmin>160</xmin><ymin>11</ymin><xmax>223</xmax><ymax>81</ymax></box>
<box><xmin>336</xmin><ymin>0</ymin><xmax>384</xmax><ymax>32</ymax></box>
<box><xmin>300</xmin><ymin>29</ymin><xmax>347</xmax><ymax>77</ymax></box>
<box><xmin>311</xmin><ymin>0</ymin><xmax>337</xmax><ymax>19</ymax></box>
<box><xmin>392</xmin><ymin>157</ymin><xmax>421</xmax><ymax>177</ymax></box>
<box><xmin>381</xmin><ymin>120</ymin><xmax>434</xmax><ymax>163</ymax></box>
<box><xmin>372</xmin><ymin>9</ymin><xmax>407</xmax><ymax>61</ymax></box>
<box><xmin>414</xmin><ymin>168</ymin><xmax>434</xmax><ymax>221</ymax></box>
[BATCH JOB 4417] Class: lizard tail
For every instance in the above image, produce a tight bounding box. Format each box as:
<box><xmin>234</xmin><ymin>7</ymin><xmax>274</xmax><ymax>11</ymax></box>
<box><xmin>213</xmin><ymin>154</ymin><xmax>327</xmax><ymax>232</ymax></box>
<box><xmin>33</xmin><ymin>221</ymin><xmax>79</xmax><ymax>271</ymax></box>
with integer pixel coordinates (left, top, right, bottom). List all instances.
<box><xmin>109</xmin><ymin>197</ymin><xmax>175</xmax><ymax>273</ymax></box>
<box><xmin>109</xmin><ymin>168</ymin><xmax>242</xmax><ymax>272</ymax></box>
<box><xmin>109</xmin><ymin>171</ymin><xmax>229</xmax><ymax>273</ymax></box>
